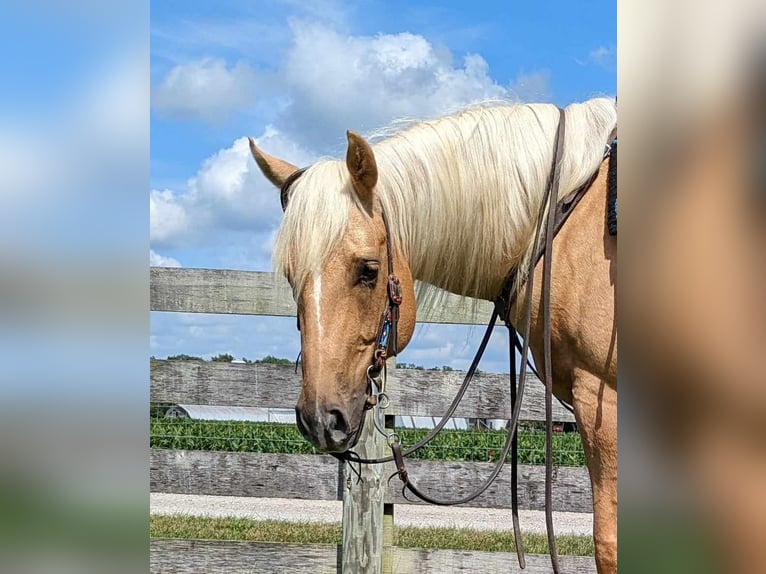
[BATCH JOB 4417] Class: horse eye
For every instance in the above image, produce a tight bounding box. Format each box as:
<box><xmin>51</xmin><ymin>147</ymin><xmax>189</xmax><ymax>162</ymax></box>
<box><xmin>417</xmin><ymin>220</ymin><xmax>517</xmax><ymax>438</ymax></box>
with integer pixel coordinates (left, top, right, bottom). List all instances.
<box><xmin>356</xmin><ymin>261</ymin><xmax>379</xmax><ymax>287</ymax></box>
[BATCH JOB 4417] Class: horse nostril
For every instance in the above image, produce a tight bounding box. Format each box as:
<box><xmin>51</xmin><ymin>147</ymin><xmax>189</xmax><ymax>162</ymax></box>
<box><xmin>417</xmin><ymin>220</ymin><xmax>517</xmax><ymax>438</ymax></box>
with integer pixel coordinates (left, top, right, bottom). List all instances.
<box><xmin>295</xmin><ymin>403</ymin><xmax>351</xmax><ymax>451</ymax></box>
<box><xmin>326</xmin><ymin>408</ymin><xmax>349</xmax><ymax>437</ymax></box>
<box><xmin>295</xmin><ymin>407</ymin><xmax>311</xmax><ymax>439</ymax></box>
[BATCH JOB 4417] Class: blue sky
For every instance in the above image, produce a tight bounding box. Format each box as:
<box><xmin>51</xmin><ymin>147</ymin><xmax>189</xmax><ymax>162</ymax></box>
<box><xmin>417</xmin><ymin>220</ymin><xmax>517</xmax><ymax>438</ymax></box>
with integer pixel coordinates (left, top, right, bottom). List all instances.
<box><xmin>149</xmin><ymin>0</ymin><xmax>615</xmax><ymax>369</ymax></box>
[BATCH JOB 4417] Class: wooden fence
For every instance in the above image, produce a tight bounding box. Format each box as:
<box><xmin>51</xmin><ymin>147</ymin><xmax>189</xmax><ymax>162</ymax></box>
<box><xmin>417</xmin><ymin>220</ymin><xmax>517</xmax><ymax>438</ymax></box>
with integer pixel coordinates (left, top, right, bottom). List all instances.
<box><xmin>150</xmin><ymin>267</ymin><xmax>594</xmax><ymax>573</ymax></box>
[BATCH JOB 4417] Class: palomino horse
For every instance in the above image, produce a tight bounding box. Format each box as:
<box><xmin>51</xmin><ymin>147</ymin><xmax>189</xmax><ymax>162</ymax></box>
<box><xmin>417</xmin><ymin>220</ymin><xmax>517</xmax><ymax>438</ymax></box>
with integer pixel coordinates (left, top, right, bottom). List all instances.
<box><xmin>249</xmin><ymin>98</ymin><xmax>617</xmax><ymax>573</ymax></box>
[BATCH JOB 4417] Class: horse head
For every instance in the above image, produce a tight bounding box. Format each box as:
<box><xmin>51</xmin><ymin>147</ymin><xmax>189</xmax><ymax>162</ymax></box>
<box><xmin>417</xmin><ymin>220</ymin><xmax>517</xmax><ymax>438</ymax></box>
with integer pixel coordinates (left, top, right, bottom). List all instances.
<box><xmin>249</xmin><ymin>131</ymin><xmax>416</xmax><ymax>452</ymax></box>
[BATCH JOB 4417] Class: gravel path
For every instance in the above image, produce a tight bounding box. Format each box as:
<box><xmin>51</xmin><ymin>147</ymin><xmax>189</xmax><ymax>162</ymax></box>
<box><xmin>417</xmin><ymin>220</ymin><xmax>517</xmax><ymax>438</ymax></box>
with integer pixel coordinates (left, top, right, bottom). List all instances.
<box><xmin>151</xmin><ymin>493</ymin><xmax>592</xmax><ymax>536</ymax></box>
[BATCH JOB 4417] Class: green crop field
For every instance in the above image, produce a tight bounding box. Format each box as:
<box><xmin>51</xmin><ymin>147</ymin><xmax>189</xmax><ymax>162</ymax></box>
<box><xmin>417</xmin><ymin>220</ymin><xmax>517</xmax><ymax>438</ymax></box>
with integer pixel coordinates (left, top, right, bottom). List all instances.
<box><xmin>150</xmin><ymin>417</ymin><xmax>585</xmax><ymax>466</ymax></box>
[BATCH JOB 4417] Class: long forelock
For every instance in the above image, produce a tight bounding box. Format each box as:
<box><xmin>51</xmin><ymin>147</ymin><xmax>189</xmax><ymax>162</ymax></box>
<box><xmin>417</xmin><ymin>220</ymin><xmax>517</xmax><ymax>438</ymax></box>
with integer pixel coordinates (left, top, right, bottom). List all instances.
<box><xmin>273</xmin><ymin>161</ymin><xmax>356</xmax><ymax>298</ymax></box>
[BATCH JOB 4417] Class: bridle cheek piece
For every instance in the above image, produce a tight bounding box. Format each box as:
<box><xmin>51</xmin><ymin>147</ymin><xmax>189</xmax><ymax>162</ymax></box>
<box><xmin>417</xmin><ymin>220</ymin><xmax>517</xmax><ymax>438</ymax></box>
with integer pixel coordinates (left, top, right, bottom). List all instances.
<box><xmin>363</xmin><ymin>211</ymin><xmax>402</xmax><ymax>404</ymax></box>
<box><xmin>368</xmin><ymin>272</ymin><xmax>402</xmax><ymax>379</ymax></box>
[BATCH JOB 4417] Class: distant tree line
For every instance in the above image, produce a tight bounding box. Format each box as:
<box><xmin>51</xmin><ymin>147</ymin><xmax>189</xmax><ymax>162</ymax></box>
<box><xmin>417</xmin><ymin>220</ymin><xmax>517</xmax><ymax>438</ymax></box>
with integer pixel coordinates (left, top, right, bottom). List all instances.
<box><xmin>396</xmin><ymin>362</ymin><xmax>457</xmax><ymax>371</ymax></box>
<box><xmin>151</xmin><ymin>353</ymin><xmax>293</xmax><ymax>365</ymax></box>
<box><xmin>152</xmin><ymin>354</ymin><xmax>457</xmax><ymax>371</ymax></box>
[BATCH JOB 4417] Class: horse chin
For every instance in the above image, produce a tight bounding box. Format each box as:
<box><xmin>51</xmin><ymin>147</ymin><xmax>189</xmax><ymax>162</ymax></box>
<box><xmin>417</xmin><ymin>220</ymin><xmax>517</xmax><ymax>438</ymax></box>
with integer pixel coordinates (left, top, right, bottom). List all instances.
<box><xmin>314</xmin><ymin>433</ymin><xmax>355</xmax><ymax>454</ymax></box>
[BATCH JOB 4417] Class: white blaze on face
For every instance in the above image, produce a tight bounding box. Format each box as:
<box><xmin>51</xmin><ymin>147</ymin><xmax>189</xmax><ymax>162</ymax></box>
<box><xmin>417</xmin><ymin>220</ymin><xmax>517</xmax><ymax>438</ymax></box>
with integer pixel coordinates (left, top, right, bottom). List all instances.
<box><xmin>306</xmin><ymin>273</ymin><xmax>327</xmax><ymax>448</ymax></box>
<box><xmin>311</xmin><ymin>272</ymin><xmax>325</xmax><ymax>442</ymax></box>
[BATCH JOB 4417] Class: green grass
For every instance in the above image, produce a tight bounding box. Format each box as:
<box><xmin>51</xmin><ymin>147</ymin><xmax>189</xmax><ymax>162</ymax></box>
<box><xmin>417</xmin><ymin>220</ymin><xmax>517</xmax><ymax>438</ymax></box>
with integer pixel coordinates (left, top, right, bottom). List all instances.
<box><xmin>151</xmin><ymin>515</ymin><xmax>340</xmax><ymax>545</ymax></box>
<box><xmin>150</xmin><ymin>419</ymin><xmax>585</xmax><ymax>466</ymax></box>
<box><xmin>150</xmin><ymin>515</ymin><xmax>594</xmax><ymax>556</ymax></box>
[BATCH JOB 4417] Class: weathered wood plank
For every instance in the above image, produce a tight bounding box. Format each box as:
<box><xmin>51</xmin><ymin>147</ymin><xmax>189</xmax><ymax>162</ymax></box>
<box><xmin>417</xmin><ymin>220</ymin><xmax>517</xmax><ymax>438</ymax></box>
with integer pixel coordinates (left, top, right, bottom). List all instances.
<box><xmin>386</xmin><ymin>368</ymin><xmax>574</xmax><ymax>422</ymax></box>
<box><xmin>341</xmin><ymin>371</ymin><xmax>388</xmax><ymax>573</ymax></box>
<box><xmin>150</xmin><ymin>539</ymin><xmax>339</xmax><ymax>574</ymax></box>
<box><xmin>385</xmin><ymin>458</ymin><xmax>593</xmax><ymax>513</ymax></box>
<box><xmin>149</xmin><ymin>539</ymin><xmax>596</xmax><ymax>573</ymax></box>
<box><xmin>150</xmin><ymin>267</ymin><xmax>496</xmax><ymax>325</ymax></box>
<box><xmin>150</xmin><ymin>360</ymin><xmax>575</xmax><ymax>422</ymax></box>
<box><xmin>392</xmin><ymin>546</ymin><xmax>595</xmax><ymax>573</ymax></box>
<box><xmin>150</xmin><ymin>450</ymin><xmax>342</xmax><ymax>501</ymax></box>
<box><xmin>150</xmin><ymin>360</ymin><xmax>296</xmax><ymax>410</ymax></box>
<box><xmin>150</xmin><ymin>450</ymin><xmax>592</xmax><ymax>512</ymax></box>
<box><xmin>151</xmin><ymin>267</ymin><xmax>295</xmax><ymax>318</ymax></box>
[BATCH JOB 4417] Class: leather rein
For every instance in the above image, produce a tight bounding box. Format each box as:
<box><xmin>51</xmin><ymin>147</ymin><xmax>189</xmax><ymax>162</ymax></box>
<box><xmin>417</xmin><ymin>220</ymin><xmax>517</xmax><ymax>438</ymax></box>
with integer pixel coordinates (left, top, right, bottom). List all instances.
<box><xmin>280</xmin><ymin>110</ymin><xmax>615</xmax><ymax>574</ymax></box>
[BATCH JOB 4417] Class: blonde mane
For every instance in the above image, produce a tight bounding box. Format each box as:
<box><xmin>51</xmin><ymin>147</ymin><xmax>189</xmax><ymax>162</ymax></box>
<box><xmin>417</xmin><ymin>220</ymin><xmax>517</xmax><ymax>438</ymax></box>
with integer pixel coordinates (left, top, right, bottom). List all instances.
<box><xmin>274</xmin><ymin>98</ymin><xmax>617</xmax><ymax>304</ymax></box>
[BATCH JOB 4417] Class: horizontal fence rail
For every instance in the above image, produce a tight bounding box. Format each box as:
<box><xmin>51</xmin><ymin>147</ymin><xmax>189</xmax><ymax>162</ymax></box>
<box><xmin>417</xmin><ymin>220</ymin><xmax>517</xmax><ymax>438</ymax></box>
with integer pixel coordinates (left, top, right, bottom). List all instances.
<box><xmin>150</xmin><ymin>360</ymin><xmax>575</xmax><ymax>422</ymax></box>
<box><xmin>151</xmin><ymin>267</ymin><xmax>498</xmax><ymax>325</ymax></box>
<box><xmin>150</xmin><ymin>450</ymin><xmax>592</xmax><ymax>512</ymax></box>
<box><xmin>150</xmin><ymin>539</ymin><xmax>597</xmax><ymax>574</ymax></box>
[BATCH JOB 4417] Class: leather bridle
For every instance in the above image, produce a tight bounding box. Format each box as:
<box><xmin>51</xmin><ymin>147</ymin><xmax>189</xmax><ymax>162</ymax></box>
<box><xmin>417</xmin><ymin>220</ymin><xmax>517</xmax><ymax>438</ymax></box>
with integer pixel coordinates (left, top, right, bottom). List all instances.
<box><xmin>279</xmin><ymin>110</ymin><xmax>616</xmax><ymax>574</ymax></box>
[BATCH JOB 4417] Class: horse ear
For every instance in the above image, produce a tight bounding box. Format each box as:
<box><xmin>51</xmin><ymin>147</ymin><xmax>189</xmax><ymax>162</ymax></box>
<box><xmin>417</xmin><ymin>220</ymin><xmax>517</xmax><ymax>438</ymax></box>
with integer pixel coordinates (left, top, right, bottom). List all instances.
<box><xmin>345</xmin><ymin>131</ymin><xmax>378</xmax><ymax>206</ymax></box>
<box><xmin>248</xmin><ymin>137</ymin><xmax>298</xmax><ymax>188</ymax></box>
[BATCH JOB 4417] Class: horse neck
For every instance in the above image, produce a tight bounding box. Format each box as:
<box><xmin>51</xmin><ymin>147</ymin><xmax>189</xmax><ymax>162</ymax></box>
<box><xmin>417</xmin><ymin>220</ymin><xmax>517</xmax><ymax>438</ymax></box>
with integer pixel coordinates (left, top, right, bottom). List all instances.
<box><xmin>374</xmin><ymin>137</ymin><xmax>542</xmax><ymax>301</ymax></box>
<box><xmin>373</xmin><ymin>101</ymin><xmax>617</xmax><ymax>300</ymax></box>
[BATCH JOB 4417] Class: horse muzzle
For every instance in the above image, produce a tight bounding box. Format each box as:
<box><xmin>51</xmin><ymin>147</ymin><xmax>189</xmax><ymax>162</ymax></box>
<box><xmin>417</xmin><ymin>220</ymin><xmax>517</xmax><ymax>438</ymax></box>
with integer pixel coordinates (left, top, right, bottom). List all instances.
<box><xmin>294</xmin><ymin>396</ymin><xmax>358</xmax><ymax>453</ymax></box>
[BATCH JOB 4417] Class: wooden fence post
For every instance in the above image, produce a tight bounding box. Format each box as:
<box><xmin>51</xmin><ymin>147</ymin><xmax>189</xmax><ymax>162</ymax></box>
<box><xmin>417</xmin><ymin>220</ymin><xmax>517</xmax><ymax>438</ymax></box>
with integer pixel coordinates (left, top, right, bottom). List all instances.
<box><xmin>382</xmin><ymin>413</ymin><xmax>396</xmax><ymax>574</ymax></box>
<box><xmin>341</xmin><ymin>358</ymin><xmax>394</xmax><ymax>573</ymax></box>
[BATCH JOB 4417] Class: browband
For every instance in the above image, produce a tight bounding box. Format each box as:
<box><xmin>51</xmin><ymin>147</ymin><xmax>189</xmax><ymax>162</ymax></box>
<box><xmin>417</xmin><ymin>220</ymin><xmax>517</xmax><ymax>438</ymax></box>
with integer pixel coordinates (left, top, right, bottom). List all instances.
<box><xmin>280</xmin><ymin>167</ymin><xmax>308</xmax><ymax>211</ymax></box>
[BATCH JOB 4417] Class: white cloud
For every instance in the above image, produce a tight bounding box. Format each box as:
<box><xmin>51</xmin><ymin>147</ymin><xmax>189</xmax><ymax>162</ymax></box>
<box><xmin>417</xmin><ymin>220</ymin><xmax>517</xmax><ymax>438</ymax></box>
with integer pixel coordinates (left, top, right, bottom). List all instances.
<box><xmin>508</xmin><ymin>69</ymin><xmax>551</xmax><ymax>101</ymax></box>
<box><xmin>149</xmin><ymin>250</ymin><xmax>181</xmax><ymax>267</ymax></box>
<box><xmin>150</xmin><ymin>189</ymin><xmax>189</xmax><ymax>244</ymax></box>
<box><xmin>151</xmin><ymin>22</ymin><xmax>549</xmax><ymax>149</ymax></box>
<box><xmin>149</xmin><ymin>128</ymin><xmax>315</xmax><ymax>252</ymax></box>
<box><xmin>590</xmin><ymin>46</ymin><xmax>613</xmax><ymax>64</ymax></box>
<box><xmin>575</xmin><ymin>45</ymin><xmax>615</xmax><ymax>69</ymax></box>
<box><xmin>280</xmin><ymin>23</ymin><xmax>511</xmax><ymax>149</ymax></box>
<box><xmin>152</xmin><ymin>58</ymin><xmax>261</xmax><ymax>121</ymax></box>
<box><xmin>149</xmin><ymin>23</ymin><xmax>555</xmax><ymax>267</ymax></box>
